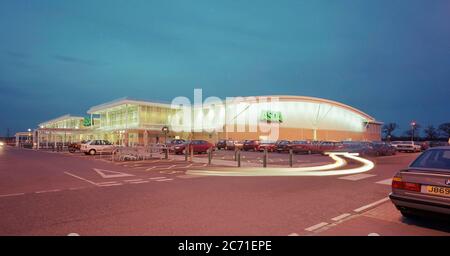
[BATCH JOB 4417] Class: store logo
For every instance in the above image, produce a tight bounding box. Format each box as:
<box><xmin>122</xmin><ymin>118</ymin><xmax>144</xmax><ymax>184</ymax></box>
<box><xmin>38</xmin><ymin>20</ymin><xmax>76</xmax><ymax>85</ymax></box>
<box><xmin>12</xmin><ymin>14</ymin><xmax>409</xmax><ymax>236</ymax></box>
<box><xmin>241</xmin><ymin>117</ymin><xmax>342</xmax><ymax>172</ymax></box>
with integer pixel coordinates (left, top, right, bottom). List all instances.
<box><xmin>261</xmin><ymin>111</ymin><xmax>283</xmax><ymax>123</ymax></box>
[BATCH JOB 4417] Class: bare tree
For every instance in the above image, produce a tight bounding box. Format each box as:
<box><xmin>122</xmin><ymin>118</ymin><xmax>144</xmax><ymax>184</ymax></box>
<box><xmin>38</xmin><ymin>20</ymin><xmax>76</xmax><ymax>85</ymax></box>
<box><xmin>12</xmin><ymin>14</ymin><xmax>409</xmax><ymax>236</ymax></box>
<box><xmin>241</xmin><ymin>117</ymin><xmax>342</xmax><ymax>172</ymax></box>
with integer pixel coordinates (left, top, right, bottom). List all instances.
<box><xmin>439</xmin><ymin>123</ymin><xmax>450</xmax><ymax>138</ymax></box>
<box><xmin>423</xmin><ymin>125</ymin><xmax>438</xmax><ymax>140</ymax></box>
<box><xmin>382</xmin><ymin>123</ymin><xmax>398</xmax><ymax>140</ymax></box>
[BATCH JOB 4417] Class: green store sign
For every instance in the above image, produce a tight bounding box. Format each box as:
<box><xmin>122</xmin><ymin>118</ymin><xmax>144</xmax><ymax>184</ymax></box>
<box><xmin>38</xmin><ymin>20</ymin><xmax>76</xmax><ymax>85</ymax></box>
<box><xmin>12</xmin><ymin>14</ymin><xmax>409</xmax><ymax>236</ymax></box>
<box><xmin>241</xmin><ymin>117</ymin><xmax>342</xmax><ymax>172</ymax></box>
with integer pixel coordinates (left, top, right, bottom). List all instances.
<box><xmin>83</xmin><ymin>117</ymin><xmax>93</xmax><ymax>127</ymax></box>
<box><xmin>260</xmin><ymin>111</ymin><xmax>283</xmax><ymax>123</ymax></box>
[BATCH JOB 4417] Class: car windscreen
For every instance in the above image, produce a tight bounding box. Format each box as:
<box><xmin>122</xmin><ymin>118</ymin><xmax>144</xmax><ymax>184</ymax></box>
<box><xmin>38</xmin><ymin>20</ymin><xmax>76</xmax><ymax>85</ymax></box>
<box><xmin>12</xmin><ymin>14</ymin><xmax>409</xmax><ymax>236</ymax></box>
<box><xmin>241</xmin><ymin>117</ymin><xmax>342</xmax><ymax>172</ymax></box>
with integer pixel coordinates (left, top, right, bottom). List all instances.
<box><xmin>410</xmin><ymin>149</ymin><xmax>450</xmax><ymax>170</ymax></box>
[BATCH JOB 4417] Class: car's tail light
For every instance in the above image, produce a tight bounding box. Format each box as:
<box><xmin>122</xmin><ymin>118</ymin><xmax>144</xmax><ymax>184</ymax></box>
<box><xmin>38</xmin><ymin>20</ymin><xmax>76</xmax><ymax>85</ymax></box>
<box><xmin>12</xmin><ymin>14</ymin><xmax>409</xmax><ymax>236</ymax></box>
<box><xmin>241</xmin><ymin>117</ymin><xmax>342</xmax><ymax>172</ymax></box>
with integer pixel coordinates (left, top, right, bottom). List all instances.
<box><xmin>392</xmin><ymin>176</ymin><xmax>421</xmax><ymax>192</ymax></box>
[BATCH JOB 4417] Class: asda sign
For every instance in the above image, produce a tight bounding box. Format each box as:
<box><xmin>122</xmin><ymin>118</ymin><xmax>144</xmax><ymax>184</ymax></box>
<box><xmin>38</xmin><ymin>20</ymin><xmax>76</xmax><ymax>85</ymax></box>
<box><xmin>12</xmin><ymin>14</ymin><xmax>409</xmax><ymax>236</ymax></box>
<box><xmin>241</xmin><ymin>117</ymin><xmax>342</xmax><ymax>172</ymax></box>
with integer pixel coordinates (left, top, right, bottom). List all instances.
<box><xmin>260</xmin><ymin>111</ymin><xmax>283</xmax><ymax>123</ymax></box>
<box><xmin>83</xmin><ymin>117</ymin><xmax>93</xmax><ymax>127</ymax></box>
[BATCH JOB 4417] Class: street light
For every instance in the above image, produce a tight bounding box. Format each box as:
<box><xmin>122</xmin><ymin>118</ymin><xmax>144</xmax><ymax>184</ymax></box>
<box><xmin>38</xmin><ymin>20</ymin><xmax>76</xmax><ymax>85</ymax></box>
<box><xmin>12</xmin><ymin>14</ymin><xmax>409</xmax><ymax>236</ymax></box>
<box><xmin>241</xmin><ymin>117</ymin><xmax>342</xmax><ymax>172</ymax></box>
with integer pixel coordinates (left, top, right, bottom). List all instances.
<box><xmin>410</xmin><ymin>121</ymin><xmax>417</xmax><ymax>142</ymax></box>
<box><xmin>162</xmin><ymin>126</ymin><xmax>169</xmax><ymax>144</ymax></box>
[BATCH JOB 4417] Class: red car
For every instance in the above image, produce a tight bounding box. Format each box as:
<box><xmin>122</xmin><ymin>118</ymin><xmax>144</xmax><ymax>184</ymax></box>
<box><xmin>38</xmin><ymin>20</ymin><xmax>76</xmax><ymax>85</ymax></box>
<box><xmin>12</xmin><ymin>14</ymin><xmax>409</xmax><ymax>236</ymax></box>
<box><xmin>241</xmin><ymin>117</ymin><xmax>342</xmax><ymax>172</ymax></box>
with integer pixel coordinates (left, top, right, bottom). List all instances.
<box><xmin>242</xmin><ymin>140</ymin><xmax>260</xmax><ymax>151</ymax></box>
<box><xmin>257</xmin><ymin>141</ymin><xmax>277</xmax><ymax>152</ymax></box>
<box><xmin>288</xmin><ymin>140</ymin><xmax>311</xmax><ymax>154</ymax></box>
<box><xmin>173</xmin><ymin>140</ymin><xmax>214</xmax><ymax>154</ymax></box>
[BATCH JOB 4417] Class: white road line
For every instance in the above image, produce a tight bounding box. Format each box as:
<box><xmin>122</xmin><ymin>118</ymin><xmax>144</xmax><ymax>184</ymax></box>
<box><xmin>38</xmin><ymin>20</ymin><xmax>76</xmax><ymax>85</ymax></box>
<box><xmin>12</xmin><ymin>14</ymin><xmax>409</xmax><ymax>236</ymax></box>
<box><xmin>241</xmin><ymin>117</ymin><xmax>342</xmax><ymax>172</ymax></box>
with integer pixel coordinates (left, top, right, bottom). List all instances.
<box><xmin>288</xmin><ymin>233</ymin><xmax>299</xmax><ymax>236</ymax></box>
<box><xmin>166</xmin><ymin>165</ymin><xmax>177</xmax><ymax>169</ymax></box>
<box><xmin>156</xmin><ymin>178</ymin><xmax>173</xmax><ymax>182</ymax></box>
<box><xmin>339</xmin><ymin>173</ymin><xmax>376</xmax><ymax>181</ymax></box>
<box><xmin>305</xmin><ymin>222</ymin><xmax>329</xmax><ymax>232</ymax></box>
<box><xmin>145</xmin><ymin>167</ymin><xmax>156</xmax><ymax>171</ymax></box>
<box><xmin>130</xmin><ymin>181</ymin><xmax>150</xmax><ymax>184</ymax></box>
<box><xmin>375</xmin><ymin>178</ymin><xmax>392</xmax><ymax>185</ymax></box>
<box><xmin>35</xmin><ymin>189</ymin><xmax>61</xmax><ymax>194</ymax></box>
<box><xmin>185</xmin><ymin>164</ymin><xmax>193</xmax><ymax>168</ymax></box>
<box><xmin>124</xmin><ymin>179</ymin><xmax>144</xmax><ymax>182</ymax></box>
<box><xmin>0</xmin><ymin>193</ymin><xmax>25</xmax><ymax>198</ymax></box>
<box><xmin>64</xmin><ymin>171</ymin><xmax>97</xmax><ymax>185</ymax></box>
<box><xmin>98</xmin><ymin>183</ymin><xmax>123</xmax><ymax>187</ymax></box>
<box><xmin>331</xmin><ymin>213</ymin><xmax>352</xmax><ymax>222</ymax></box>
<box><xmin>149</xmin><ymin>176</ymin><xmax>167</xmax><ymax>180</ymax></box>
<box><xmin>96</xmin><ymin>181</ymin><xmax>121</xmax><ymax>185</ymax></box>
<box><xmin>69</xmin><ymin>187</ymin><xmax>86</xmax><ymax>191</ymax></box>
<box><xmin>354</xmin><ymin>197</ymin><xmax>390</xmax><ymax>213</ymax></box>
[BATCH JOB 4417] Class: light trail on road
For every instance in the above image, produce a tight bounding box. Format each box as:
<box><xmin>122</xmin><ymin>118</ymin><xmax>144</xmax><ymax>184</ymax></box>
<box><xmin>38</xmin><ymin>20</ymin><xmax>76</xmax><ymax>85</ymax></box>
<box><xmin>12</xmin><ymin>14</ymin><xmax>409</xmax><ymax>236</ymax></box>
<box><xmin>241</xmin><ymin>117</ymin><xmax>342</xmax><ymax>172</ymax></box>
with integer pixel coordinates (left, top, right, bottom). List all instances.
<box><xmin>186</xmin><ymin>152</ymin><xmax>375</xmax><ymax>177</ymax></box>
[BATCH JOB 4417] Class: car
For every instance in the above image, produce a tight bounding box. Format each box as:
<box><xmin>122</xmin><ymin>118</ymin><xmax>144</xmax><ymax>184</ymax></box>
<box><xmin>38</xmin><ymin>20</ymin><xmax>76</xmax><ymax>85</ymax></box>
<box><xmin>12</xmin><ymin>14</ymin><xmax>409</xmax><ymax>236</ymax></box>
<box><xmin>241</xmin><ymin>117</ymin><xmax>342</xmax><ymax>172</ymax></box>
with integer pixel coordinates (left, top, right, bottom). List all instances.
<box><xmin>257</xmin><ymin>140</ymin><xmax>277</xmax><ymax>152</ymax></box>
<box><xmin>392</xmin><ymin>141</ymin><xmax>421</xmax><ymax>152</ymax></box>
<box><xmin>167</xmin><ymin>139</ymin><xmax>186</xmax><ymax>152</ymax></box>
<box><xmin>80</xmin><ymin>140</ymin><xmax>115</xmax><ymax>155</ymax></box>
<box><xmin>172</xmin><ymin>140</ymin><xmax>214</xmax><ymax>154</ymax></box>
<box><xmin>288</xmin><ymin>140</ymin><xmax>311</xmax><ymax>154</ymax></box>
<box><xmin>275</xmin><ymin>140</ymin><xmax>291</xmax><ymax>153</ymax></box>
<box><xmin>390</xmin><ymin>146</ymin><xmax>450</xmax><ymax>218</ymax></box>
<box><xmin>368</xmin><ymin>141</ymin><xmax>397</xmax><ymax>156</ymax></box>
<box><xmin>429</xmin><ymin>141</ymin><xmax>449</xmax><ymax>148</ymax></box>
<box><xmin>316</xmin><ymin>141</ymin><xmax>344</xmax><ymax>154</ymax></box>
<box><xmin>216</xmin><ymin>139</ymin><xmax>228</xmax><ymax>150</ymax></box>
<box><xmin>242</xmin><ymin>140</ymin><xmax>260</xmax><ymax>151</ymax></box>
<box><xmin>224</xmin><ymin>140</ymin><xmax>243</xmax><ymax>151</ymax></box>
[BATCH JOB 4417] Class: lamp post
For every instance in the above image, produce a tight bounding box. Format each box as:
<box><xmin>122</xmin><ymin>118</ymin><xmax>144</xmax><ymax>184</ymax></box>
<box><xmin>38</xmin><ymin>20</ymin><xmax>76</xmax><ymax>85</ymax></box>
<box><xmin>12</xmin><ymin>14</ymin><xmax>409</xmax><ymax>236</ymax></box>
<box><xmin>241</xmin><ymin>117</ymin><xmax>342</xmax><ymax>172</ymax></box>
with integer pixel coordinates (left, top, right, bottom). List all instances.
<box><xmin>410</xmin><ymin>121</ymin><xmax>416</xmax><ymax>142</ymax></box>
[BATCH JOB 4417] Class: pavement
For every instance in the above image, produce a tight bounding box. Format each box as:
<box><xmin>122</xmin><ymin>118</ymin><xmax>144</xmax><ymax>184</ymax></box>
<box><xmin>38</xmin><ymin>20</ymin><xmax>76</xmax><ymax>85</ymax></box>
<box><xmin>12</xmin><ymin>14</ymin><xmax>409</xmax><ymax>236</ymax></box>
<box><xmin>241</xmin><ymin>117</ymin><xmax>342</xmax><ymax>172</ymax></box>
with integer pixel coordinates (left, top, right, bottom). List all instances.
<box><xmin>0</xmin><ymin>146</ymin><xmax>448</xmax><ymax>236</ymax></box>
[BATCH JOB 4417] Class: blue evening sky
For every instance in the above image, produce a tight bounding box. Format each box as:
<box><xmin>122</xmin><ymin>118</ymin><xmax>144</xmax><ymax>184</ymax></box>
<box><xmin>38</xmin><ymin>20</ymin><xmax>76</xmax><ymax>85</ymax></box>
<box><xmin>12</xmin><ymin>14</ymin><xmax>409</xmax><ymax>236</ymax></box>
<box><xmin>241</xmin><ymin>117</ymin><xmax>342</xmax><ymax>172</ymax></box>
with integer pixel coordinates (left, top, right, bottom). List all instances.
<box><xmin>0</xmin><ymin>0</ymin><xmax>449</xmax><ymax>135</ymax></box>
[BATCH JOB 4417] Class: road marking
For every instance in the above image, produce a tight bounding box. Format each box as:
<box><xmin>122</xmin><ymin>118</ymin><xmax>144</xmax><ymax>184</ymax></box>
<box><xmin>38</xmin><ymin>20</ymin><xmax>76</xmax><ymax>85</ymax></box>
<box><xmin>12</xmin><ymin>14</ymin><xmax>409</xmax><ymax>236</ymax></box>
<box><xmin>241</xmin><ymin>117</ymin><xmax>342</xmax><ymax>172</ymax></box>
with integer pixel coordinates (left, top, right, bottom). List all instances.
<box><xmin>149</xmin><ymin>177</ymin><xmax>167</xmax><ymax>180</ymax></box>
<box><xmin>354</xmin><ymin>197</ymin><xmax>390</xmax><ymax>213</ymax></box>
<box><xmin>185</xmin><ymin>164</ymin><xmax>193</xmax><ymax>168</ymax></box>
<box><xmin>156</xmin><ymin>178</ymin><xmax>173</xmax><ymax>182</ymax></box>
<box><xmin>375</xmin><ymin>178</ymin><xmax>392</xmax><ymax>185</ymax></box>
<box><xmin>124</xmin><ymin>179</ymin><xmax>144</xmax><ymax>182</ymax></box>
<box><xmin>305</xmin><ymin>222</ymin><xmax>329</xmax><ymax>232</ymax></box>
<box><xmin>288</xmin><ymin>233</ymin><xmax>299</xmax><ymax>236</ymax></box>
<box><xmin>98</xmin><ymin>183</ymin><xmax>123</xmax><ymax>187</ymax></box>
<box><xmin>331</xmin><ymin>213</ymin><xmax>352</xmax><ymax>222</ymax></box>
<box><xmin>368</xmin><ymin>233</ymin><xmax>380</xmax><ymax>236</ymax></box>
<box><xmin>93</xmin><ymin>168</ymin><xmax>134</xmax><ymax>178</ymax></box>
<box><xmin>64</xmin><ymin>171</ymin><xmax>98</xmax><ymax>185</ymax></box>
<box><xmin>35</xmin><ymin>189</ymin><xmax>61</xmax><ymax>194</ymax></box>
<box><xmin>69</xmin><ymin>187</ymin><xmax>86</xmax><ymax>191</ymax></box>
<box><xmin>339</xmin><ymin>173</ymin><xmax>376</xmax><ymax>181</ymax></box>
<box><xmin>0</xmin><ymin>193</ymin><xmax>25</xmax><ymax>198</ymax></box>
<box><xmin>67</xmin><ymin>233</ymin><xmax>80</xmax><ymax>236</ymax></box>
<box><xmin>165</xmin><ymin>165</ymin><xmax>177</xmax><ymax>169</ymax></box>
<box><xmin>129</xmin><ymin>180</ymin><xmax>150</xmax><ymax>184</ymax></box>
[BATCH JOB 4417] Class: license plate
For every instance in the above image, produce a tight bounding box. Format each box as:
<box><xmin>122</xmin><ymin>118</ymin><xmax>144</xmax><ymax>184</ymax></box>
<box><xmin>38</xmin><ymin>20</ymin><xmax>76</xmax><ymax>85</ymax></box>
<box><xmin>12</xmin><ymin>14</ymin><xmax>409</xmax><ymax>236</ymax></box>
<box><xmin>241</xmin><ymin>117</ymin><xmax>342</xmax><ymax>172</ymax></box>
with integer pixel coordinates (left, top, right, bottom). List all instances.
<box><xmin>421</xmin><ymin>185</ymin><xmax>450</xmax><ymax>197</ymax></box>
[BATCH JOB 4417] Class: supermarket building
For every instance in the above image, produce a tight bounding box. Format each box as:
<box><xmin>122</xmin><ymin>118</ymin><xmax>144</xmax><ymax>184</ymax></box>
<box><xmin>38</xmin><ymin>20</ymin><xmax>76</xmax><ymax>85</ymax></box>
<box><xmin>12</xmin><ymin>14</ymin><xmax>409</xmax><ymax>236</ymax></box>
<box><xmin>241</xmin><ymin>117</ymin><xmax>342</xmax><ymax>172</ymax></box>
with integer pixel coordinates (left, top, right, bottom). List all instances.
<box><xmin>30</xmin><ymin>95</ymin><xmax>382</xmax><ymax>148</ymax></box>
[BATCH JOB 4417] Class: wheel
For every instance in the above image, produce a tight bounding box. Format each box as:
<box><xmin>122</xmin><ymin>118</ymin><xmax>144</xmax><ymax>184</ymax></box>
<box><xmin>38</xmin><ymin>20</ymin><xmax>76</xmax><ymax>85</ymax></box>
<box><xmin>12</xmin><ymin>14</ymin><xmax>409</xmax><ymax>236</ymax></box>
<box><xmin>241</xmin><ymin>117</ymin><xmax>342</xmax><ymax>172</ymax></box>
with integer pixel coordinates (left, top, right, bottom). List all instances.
<box><xmin>89</xmin><ymin>149</ymin><xmax>96</xmax><ymax>155</ymax></box>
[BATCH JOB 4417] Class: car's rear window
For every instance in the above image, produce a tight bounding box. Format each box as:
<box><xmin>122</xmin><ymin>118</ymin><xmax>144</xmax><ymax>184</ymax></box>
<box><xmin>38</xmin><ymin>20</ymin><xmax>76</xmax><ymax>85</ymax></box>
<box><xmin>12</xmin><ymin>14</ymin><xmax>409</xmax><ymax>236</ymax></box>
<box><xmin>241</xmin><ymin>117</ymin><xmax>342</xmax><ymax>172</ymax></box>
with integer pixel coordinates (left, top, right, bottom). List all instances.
<box><xmin>410</xmin><ymin>149</ymin><xmax>450</xmax><ymax>170</ymax></box>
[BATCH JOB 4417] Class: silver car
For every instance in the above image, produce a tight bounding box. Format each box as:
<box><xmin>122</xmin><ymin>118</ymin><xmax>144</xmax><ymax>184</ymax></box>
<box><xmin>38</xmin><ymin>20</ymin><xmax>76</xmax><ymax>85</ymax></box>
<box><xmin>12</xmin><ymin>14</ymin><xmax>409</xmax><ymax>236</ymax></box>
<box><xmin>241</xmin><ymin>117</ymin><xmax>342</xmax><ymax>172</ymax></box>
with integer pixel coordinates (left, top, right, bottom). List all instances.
<box><xmin>390</xmin><ymin>146</ymin><xmax>450</xmax><ymax>218</ymax></box>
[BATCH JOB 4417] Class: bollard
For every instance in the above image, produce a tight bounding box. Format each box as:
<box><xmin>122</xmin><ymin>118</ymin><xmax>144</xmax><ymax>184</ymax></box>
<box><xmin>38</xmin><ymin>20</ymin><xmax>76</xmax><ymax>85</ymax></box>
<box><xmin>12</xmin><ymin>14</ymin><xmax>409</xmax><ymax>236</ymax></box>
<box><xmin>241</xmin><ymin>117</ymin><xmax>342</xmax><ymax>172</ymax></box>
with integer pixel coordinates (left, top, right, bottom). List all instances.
<box><xmin>237</xmin><ymin>149</ymin><xmax>241</xmax><ymax>167</ymax></box>
<box><xmin>289</xmin><ymin>149</ymin><xmax>293</xmax><ymax>167</ymax></box>
<box><xmin>190</xmin><ymin>145</ymin><xmax>194</xmax><ymax>162</ymax></box>
<box><xmin>208</xmin><ymin>148</ymin><xmax>212</xmax><ymax>165</ymax></box>
<box><xmin>164</xmin><ymin>147</ymin><xmax>168</xmax><ymax>159</ymax></box>
<box><xmin>234</xmin><ymin>148</ymin><xmax>238</xmax><ymax>161</ymax></box>
<box><xmin>263</xmin><ymin>148</ymin><xmax>267</xmax><ymax>168</ymax></box>
<box><xmin>185</xmin><ymin>146</ymin><xmax>189</xmax><ymax>161</ymax></box>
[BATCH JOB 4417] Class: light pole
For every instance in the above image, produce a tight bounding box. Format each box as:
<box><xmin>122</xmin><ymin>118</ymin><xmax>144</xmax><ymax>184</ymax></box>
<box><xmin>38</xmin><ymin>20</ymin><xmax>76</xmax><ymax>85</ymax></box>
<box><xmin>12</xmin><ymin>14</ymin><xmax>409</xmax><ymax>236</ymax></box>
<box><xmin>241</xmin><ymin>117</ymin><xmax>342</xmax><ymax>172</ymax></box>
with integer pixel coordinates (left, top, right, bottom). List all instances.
<box><xmin>410</xmin><ymin>121</ymin><xmax>416</xmax><ymax>142</ymax></box>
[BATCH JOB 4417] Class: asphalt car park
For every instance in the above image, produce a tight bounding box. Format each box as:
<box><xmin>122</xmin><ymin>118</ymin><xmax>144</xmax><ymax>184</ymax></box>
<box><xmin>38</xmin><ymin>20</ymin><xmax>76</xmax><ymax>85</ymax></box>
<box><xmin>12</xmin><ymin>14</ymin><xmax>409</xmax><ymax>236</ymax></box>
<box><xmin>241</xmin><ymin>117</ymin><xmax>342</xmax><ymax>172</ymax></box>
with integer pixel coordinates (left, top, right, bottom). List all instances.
<box><xmin>0</xmin><ymin>146</ymin><xmax>448</xmax><ymax>236</ymax></box>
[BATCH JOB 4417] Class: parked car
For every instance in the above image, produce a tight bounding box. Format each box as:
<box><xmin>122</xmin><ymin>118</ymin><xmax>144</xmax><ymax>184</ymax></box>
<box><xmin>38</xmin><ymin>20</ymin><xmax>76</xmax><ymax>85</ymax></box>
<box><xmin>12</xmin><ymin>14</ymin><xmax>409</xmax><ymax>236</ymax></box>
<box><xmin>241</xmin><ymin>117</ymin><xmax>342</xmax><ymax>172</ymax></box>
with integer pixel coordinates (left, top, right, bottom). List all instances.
<box><xmin>391</xmin><ymin>141</ymin><xmax>421</xmax><ymax>152</ymax></box>
<box><xmin>257</xmin><ymin>141</ymin><xmax>277</xmax><ymax>152</ymax></box>
<box><xmin>288</xmin><ymin>140</ymin><xmax>311</xmax><ymax>154</ymax></box>
<box><xmin>275</xmin><ymin>140</ymin><xmax>291</xmax><ymax>153</ymax></box>
<box><xmin>370</xmin><ymin>141</ymin><xmax>397</xmax><ymax>156</ymax></box>
<box><xmin>172</xmin><ymin>140</ymin><xmax>214</xmax><ymax>154</ymax></box>
<box><xmin>390</xmin><ymin>146</ymin><xmax>450</xmax><ymax>218</ymax></box>
<box><xmin>316</xmin><ymin>141</ymin><xmax>344</xmax><ymax>154</ymax></box>
<box><xmin>429</xmin><ymin>141</ymin><xmax>449</xmax><ymax>148</ymax></box>
<box><xmin>242</xmin><ymin>140</ymin><xmax>260</xmax><ymax>151</ymax></box>
<box><xmin>166</xmin><ymin>139</ymin><xmax>185</xmax><ymax>152</ymax></box>
<box><xmin>216</xmin><ymin>139</ymin><xmax>228</xmax><ymax>150</ymax></box>
<box><xmin>80</xmin><ymin>140</ymin><xmax>115</xmax><ymax>155</ymax></box>
<box><xmin>224</xmin><ymin>140</ymin><xmax>243</xmax><ymax>150</ymax></box>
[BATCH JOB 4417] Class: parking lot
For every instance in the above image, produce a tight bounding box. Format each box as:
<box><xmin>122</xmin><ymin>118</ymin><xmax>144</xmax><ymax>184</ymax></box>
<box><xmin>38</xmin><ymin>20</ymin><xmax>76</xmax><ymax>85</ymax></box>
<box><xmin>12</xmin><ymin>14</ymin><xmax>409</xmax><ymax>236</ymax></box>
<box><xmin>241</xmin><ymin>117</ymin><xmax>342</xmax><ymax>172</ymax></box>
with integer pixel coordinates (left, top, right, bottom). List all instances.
<box><xmin>0</xmin><ymin>146</ymin><xmax>448</xmax><ymax>236</ymax></box>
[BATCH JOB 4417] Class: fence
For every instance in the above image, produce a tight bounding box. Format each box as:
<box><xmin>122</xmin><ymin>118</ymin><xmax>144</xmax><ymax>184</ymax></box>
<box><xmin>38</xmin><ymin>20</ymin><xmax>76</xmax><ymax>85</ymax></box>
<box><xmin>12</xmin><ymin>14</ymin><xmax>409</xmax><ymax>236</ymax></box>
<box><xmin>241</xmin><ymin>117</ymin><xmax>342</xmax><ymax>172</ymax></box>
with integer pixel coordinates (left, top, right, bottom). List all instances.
<box><xmin>112</xmin><ymin>144</ymin><xmax>168</xmax><ymax>162</ymax></box>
